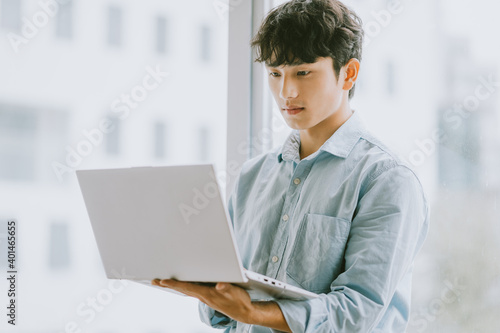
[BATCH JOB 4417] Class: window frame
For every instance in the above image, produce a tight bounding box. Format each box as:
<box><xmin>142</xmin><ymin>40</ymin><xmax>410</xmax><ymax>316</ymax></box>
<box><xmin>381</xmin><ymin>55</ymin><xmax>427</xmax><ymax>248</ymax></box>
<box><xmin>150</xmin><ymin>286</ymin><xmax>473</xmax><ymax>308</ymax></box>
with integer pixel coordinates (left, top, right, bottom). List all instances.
<box><xmin>225</xmin><ymin>0</ymin><xmax>275</xmax><ymax>198</ymax></box>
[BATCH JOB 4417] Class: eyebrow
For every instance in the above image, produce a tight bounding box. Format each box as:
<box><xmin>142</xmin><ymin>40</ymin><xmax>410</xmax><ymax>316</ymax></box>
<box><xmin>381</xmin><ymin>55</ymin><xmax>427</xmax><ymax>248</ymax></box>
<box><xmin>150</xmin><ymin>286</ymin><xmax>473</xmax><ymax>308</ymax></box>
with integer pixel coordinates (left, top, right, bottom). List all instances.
<box><xmin>265</xmin><ymin>61</ymin><xmax>308</xmax><ymax>68</ymax></box>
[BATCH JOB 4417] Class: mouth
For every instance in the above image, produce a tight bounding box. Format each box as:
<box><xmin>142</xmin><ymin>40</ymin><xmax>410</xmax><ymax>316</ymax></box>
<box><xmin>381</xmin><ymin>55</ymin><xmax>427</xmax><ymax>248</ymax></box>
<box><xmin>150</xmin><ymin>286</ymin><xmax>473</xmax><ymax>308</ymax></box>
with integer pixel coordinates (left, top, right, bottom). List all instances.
<box><xmin>282</xmin><ymin>107</ymin><xmax>304</xmax><ymax>115</ymax></box>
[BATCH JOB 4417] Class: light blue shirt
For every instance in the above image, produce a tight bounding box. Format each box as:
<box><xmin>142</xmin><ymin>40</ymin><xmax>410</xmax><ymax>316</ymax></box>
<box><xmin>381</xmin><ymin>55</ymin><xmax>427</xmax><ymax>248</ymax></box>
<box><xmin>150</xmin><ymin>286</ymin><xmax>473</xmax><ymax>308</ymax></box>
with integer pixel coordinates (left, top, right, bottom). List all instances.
<box><xmin>199</xmin><ymin>111</ymin><xmax>429</xmax><ymax>332</ymax></box>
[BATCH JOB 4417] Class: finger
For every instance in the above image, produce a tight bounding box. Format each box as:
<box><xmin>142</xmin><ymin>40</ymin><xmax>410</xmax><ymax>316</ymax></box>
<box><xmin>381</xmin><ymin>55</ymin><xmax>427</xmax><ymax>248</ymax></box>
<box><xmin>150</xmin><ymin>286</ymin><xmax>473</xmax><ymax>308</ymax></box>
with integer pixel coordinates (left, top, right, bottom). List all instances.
<box><xmin>159</xmin><ymin>280</ymin><xmax>198</xmax><ymax>298</ymax></box>
<box><xmin>159</xmin><ymin>279</ymin><xmax>186</xmax><ymax>288</ymax></box>
<box><xmin>215</xmin><ymin>282</ymin><xmax>230</xmax><ymax>291</ymax></box>
<box><xmin>214</xmin><ymin>283</ymin><xmax>252</xmax><ymax>303</ymax></box>
<box><xmin>159</xmin><ymin>279</ymin><xmax>211</xmax><ymax>296</ymax></box>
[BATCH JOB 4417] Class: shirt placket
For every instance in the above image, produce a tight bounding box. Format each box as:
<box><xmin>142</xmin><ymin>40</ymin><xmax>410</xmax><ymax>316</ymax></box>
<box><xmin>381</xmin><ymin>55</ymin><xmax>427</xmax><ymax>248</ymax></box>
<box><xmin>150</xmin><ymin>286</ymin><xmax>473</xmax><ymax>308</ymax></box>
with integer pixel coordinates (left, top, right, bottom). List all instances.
<box><xmin>264</xmin><ymin>158</ymin><xmax>314</xmax><ymax>279</ymax></box>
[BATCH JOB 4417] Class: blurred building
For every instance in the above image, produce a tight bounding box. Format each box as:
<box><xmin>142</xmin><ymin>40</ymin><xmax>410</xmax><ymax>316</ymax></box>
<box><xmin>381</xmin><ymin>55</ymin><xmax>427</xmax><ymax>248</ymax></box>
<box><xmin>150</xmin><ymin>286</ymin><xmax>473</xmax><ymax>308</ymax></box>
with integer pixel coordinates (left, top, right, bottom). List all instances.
<box><xmin>1</xmin><ymin>0</ymin><xmax>499</xmax><ymax>332</ymax></box>
<box><xmin>0</xmin><ymin>0</ymin><xmax>226</xmax><ymax>332</ymax></box>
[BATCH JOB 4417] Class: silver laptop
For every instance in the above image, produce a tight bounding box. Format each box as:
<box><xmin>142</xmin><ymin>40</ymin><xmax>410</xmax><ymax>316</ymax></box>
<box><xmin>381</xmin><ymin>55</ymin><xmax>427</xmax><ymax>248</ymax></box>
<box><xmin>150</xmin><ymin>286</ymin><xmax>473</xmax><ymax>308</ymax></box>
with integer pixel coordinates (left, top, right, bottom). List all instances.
<box><xmin>76</xmin><ymin>165</ymin><xmax>318</xmax><ymax>301</ymax></box>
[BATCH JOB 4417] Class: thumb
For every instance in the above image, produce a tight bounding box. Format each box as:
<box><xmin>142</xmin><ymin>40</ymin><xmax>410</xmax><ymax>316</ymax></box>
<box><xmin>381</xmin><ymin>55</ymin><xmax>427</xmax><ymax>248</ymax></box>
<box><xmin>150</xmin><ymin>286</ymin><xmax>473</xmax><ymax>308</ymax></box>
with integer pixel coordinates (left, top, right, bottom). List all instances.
<box><xmin>215</xmin><ymin>282</ymin><xmax>229</xmax><ymax>291</ymax></box>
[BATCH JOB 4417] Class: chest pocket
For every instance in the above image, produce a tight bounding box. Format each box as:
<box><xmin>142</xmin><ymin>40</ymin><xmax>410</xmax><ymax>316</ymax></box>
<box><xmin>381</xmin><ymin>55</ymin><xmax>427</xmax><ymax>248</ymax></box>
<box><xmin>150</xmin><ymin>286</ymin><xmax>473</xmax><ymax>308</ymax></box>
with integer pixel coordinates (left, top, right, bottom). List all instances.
<box><xmin>286</xmin><ymin>213</ymin><xmax>351</xmax><ymax>294</ymax></box>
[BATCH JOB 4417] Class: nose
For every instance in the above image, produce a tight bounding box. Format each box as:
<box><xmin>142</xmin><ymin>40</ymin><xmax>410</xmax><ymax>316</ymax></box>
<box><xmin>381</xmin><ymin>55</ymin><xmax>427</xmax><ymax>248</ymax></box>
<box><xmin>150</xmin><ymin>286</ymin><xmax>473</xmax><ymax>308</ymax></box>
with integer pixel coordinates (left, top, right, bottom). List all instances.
<box><xmin>279</xmin><ymin>76</ymin><xmax>299</xmax><ymax>100</ymax></box>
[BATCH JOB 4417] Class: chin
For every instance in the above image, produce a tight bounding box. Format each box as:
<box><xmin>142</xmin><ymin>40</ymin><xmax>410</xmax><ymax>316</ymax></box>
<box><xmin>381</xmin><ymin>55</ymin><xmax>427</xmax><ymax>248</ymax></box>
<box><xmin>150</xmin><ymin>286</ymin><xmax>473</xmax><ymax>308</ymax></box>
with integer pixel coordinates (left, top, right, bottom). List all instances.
<box><xmin>281</xmin><ymin>113</ymin><xmax>317</xmax><ymax>130</ymax></box>
<box><xmin>287</xmin><ymin>125</ymin><xmax>310</xmax><ymax>131</ymax></box>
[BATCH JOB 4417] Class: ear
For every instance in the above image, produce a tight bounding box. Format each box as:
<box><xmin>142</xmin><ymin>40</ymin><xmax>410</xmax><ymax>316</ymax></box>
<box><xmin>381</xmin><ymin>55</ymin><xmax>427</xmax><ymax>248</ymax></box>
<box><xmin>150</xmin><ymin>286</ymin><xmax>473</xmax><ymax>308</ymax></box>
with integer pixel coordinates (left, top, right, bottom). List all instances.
<box><xmin>342</xmin><ymin>58</ymin><xmax>360</xmax><ymax>91</ymax></box>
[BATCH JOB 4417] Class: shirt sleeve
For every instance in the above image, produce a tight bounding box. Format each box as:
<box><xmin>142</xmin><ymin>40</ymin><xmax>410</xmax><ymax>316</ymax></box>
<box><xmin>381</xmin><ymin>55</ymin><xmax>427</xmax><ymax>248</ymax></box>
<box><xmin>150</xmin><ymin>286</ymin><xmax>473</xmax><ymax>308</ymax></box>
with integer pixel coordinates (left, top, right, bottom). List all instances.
<box><xmin>274</xmin><ymin>164</ymin><xmax>430</xmax><ymax>332</ymax></box>
<box><xmin>198</xmin><ymin>302</ymin><xmax>236</xmax><ymax>329</ymax></box>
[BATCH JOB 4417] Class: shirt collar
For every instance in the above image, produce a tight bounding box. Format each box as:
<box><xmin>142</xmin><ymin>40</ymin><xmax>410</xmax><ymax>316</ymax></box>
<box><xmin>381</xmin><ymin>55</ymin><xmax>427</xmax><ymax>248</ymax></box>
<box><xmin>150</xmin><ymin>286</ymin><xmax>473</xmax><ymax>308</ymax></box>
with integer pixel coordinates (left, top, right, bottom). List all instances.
<box><xmin>277</xmin><ymin>111</ymin><xmax>364</xmax><ymax>163</ymax></box>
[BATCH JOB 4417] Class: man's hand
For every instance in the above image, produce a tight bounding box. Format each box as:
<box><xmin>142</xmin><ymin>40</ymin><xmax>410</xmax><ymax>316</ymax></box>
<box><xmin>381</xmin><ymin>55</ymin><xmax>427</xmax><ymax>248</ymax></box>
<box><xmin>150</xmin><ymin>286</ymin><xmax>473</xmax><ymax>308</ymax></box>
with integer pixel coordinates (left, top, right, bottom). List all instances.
<box><xmin>152</xmin><ymin>279</ymin><xmax>254</xmax><ymax>323</ymax></box>
<box><xmin>151</xmin><ymin>279</ymin><xmax>291</xmax><ymax>332</ymax></box>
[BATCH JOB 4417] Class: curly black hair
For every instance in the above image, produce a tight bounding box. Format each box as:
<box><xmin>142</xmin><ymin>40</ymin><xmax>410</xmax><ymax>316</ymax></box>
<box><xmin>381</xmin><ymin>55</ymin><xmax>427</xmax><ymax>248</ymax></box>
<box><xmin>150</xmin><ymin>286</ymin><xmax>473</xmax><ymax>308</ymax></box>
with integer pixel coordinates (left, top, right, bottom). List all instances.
<box><xmin>251</xmin><ymin>0</ymin><xmax>364</xmax><ymax>99</ymax></box>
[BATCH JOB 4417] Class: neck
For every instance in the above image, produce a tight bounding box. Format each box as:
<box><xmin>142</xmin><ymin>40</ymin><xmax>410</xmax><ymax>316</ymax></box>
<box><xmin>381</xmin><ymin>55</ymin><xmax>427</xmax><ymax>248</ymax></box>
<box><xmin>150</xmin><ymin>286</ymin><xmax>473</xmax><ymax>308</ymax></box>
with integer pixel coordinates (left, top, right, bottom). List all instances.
<box><xmin>299</xmin><ymin>105</ymin><xmax>353</xmax><ymax>160</ymax></box>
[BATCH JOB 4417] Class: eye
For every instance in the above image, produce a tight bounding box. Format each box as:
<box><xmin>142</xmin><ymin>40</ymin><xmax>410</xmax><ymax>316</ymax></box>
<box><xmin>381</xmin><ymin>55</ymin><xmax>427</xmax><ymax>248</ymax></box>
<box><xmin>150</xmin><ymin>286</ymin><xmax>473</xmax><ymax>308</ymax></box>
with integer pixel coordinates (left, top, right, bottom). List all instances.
<box><xmin>297</xmin><ymin>71</ymin><xmax>310</xmax><ymax>76</ymax></box>
<box><xmin>269</xmin><ymin>72</ymin><xmax>281</xmax><ymax>77</ymax></box>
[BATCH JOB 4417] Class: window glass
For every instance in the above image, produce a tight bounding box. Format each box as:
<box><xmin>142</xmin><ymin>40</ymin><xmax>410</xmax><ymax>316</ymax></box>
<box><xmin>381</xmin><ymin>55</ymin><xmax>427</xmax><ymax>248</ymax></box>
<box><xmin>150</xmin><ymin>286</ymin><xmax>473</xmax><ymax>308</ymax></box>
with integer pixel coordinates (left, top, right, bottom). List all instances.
<box><xmin>155</xmin><ymin>16</ymin><xmax>167</xmax><ymax>54</ymax></box>
<box><xmin>153</xmin><ymin>121</ymin><xmax>166</xmax><ymax>159</ymax></box>
<box><xmin>200</xmin><ymin>24</ymin><xmax>211</xmax><ymax>62</ymax></box>
<box><xmin>198</xmin><ymin>126</ymin><xmax>210</xmax><ymax>161</ymax></box>
<box><xmin>55</xmin><ymin>0</ymin><xmax>73</xmax><ymax>39</ymax></box>
<box><xmin>0</xmin><ymin>0</ymin><xmax>227</xmax><ymax>331</ymax></box>
<box><xmin>0</xmin><ymin>0</ymin><xmax>21</xmax><ymax>31</ymax></box>
<box><xmin>0</xmin><ymin>105</ymin><xmax>37</xmax><ymax>181</ymax></box>
<box><xmin>107</xmin><ymin>5</ymin><xmax>123</xmax><ymax>46</ymax></box>
<box><xmin>263</xmin><ymin>1</ymin><xmax>500</xmax><ymax>331</ymax></box>
<box><xmin>48</xmin><ymin>222</ymin><xmax>71</xmax><ymax>269</ymax></box>
<box><xmin>105</xmin><ymin>116</ymin><xmax>121</xmax><ymax>156</ymax></box>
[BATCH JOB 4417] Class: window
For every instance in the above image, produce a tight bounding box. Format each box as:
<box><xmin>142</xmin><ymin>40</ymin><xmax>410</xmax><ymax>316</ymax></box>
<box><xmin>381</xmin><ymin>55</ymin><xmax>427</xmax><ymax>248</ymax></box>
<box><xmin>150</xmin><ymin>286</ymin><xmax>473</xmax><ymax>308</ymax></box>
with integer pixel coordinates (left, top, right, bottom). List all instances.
<box><xmin>0</xmin><ymin>0</ymin><xmax>21</xmax><ymax>31</ymax></box>
<box><xmin>0</xmin><ymin>0</ymin><xmax>498</xmax><ymax>331</ymax></box>
<box><xmin>200</xmin><ymin>24</ymin><xmax>211</xmax><ymax>62</ymax></box>
<box><xmin>105</xmin><ymin>116</ymin><xmax>121</xmax><ymax>155</ymax></box>
<box><xmin>386</xmin><ymin>60</ymin><xmax>395</xmax><ymax>95</ymax></box>
<box><xmin>1</xmin><ymin>0</ymin><xmax>228</xmax><ymax>331</ymax></box>
<box><xmin>107</xmin><ymin>5</ymin><xmax>123</xmax><ymax>46</ymax></box>
<box><xmin>153</xmin><ymin>121</ymin><xmax>166</xmax><ymax>159</ymax></box>
<box><xmin>48</xmin><ymin>222</ymin><xmax>70</xmax><ymax>269</ymax></box>
<box><xmin>198</xmin><ymin>126</ymin><xmax>210</xmax><ymax>161</ymax></box>
<box><xmin>55</xmin><ymin>0</ymin><xmax>73</xmax><ymax>39</ymax></box>
<box><xmin>155</xmin><ymin>16</ymin><xmax>167</xmax><ymax>54</ymax></box>
<box><xmin>438</xmin><ymin>107</ymin><xmax>480</xmax><ymax>189</ymax></box>
<box><xmin>0</xmin><ymin>105</ymin><xmax>37</xmax><ymax>181</ymax></box>
<box><xmin>250</xmin><ymin>2</ymin><xmax>500</xmax><ymax>332</ymax></box>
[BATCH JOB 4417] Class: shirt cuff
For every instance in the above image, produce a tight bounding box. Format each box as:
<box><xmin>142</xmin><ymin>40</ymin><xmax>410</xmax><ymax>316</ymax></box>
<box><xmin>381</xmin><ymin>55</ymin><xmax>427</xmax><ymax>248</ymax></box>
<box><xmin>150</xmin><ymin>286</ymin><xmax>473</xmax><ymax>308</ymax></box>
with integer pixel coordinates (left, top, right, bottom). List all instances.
<box><xmin>273</xmin><ymin>298</ymin><xmax>319</xmax><ymax>332</ymax></box>
<box><xmin>198</xmin><ymin>302</ymin><xmax>235</xmax><ymax>329</ymax></box>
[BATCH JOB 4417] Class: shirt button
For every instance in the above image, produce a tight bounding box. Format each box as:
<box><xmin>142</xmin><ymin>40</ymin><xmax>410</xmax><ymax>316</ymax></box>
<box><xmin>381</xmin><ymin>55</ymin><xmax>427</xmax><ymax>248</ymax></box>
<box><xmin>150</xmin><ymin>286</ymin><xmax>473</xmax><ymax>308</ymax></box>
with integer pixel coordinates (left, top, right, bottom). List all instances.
<box><xmin>293</xmin><ymin>178</ymin><xmax>301</xmax><ymax>185</ymax></box>
<box><xmin>282</xmin><ymin>214</ymin><xmax>289</xmax><ymax>222</ymax></box>
<box><xmin>272</xmin><ymin>256</ymin><xmax>279</xmax><ymax>263</ymax></box>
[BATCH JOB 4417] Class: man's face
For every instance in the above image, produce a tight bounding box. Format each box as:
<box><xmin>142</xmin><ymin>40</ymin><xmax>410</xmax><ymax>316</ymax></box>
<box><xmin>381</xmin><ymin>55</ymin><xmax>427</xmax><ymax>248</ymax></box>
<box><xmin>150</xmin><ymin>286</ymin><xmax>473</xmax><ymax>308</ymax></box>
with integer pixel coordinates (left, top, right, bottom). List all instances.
<box><xmin>266</xmin><ymin>56</ymin><xmax>350</xmax><ymax>131</ymax></box>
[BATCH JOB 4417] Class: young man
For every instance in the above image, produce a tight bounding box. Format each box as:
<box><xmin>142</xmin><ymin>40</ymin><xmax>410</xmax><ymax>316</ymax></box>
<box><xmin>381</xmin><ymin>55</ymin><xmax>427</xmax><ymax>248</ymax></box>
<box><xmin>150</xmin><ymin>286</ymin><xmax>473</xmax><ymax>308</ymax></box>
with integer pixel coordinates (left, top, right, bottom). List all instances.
<box><xmin>152</xmin><ymin>0</ymin><xmax>429</xmax><ymax>332</ymax></box>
